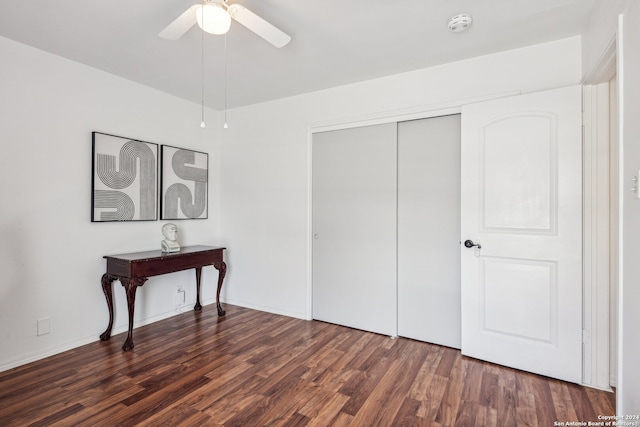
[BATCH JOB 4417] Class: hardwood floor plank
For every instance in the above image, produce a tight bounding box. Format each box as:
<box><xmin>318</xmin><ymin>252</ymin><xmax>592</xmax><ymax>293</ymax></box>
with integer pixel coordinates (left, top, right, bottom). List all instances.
<box><xmin>474</xmin><ymin>404</ymin><xmax>498</xmax><ymax>427</ymax></box>
<box><xmin>495</xmin><ymin>384</ymin><xmax>518</xmax><ymax>427</ymax></box>
<box><xmin>567</xmin><ymin>382</ymin><xmax>599</xmax><ymax>421</ymax></box>
<box><xmin>424</xmin><ymin>374</ymin><xmax>454</xmax><ymax>422</ymax></box>
<box><xmin>337</xmin><ymin>349</ymin><xmax>395</xmax><ymax>416</ymax></box>
<box><xmin>49</xmin><ymin>402</ymin><xmax>131</xmax><ymax>427</ymax></box>
<box><xmin>348</xmin><ymin>339</ymin><xmax>429</xmax><ymax>426</ymax></box>
<box><xmin>300</xmin><ymin>347</ymin><xmax>345</xmax><ymax>382</ymax></box>
<box><xmin>460</xmin><ymin>356</ymin><xmax>485</xmax><ymax>403</ymax></box>
<box><xmin>391</xmin><ymin>397</ymin><xmax>427</xmax><ymax>426</ymax></box>
<box><xmin>0</xmin><ymin>384</ymin><xmax>81</xmax><ymax>424</ymax></box>
<box><xmin>531</xmin><ymin>375</ymin><xmax>559</xmax><ymax>426</ymax></box>
<box><xmin>142</xmin><ymin>407</ymin><xmax>215</xmax><ymax>427</ymax></box>
<box><xmin>479</xmin><ymin>371</ymin><xmax>500</xmax><ymax>409</ymax></box>
<box><xmin>0</xmin><ymin>367</ymin><xmax>77</xmax><ymax>407</ymax></box>
<box><xmin>434</xmin><ymin>351</ymin><xmax>464</xmax><ymax>425</ymax></box>
<box><xmin>185</xmin><ymin>364</ymin><xmax>267</xmax><ymax>413</ymax></box>
<box><xmin>254</xmin><ymin>380</ymin><xmax>318</xmax><ymax>426</ymax></box>
<box><xmin>341</xmin><ymin>332</ymin><xmax>389</xmax><ymax>371</ymax></box>
<box><xmin>300</xmin><ymin>389</ymin><xmax>350</xmax><ymax>426</ymax></box>
<box><xmin>0</xmin><ymin>305</ymin><xmax>616</xmax><ymax>427</ymax></box>
<box><xmin>585</xmin><ymin>386</ymin><xmax>616</xmax><ymax>415</ymax></box>
<box><xmin>453</xmin><ymin>400</ymin><xmax>477</xmax><ymax>427</ymax></box>
<box><xmin>435</xmin><ymin>346</ymin><xmax>458</xmax><ymax>377</ymax></box>
<box><xmin>125</xmin><ymin>375</ymin><xmax>213</xmax><ymax>425</ymax></box>
<box><xmin>206</xmin><ymin>394</ymin><xmax>265</xmax><ymax>425</ymax></box>
<box><xmin>311</xmin><ymin>363</ymin><xmax>359</xmax><ymax>393</ymax></box>
<box><xmin>514</xmin><ymin>391</ymin><xmax>538</xmax><ymax>427</ymax></box>
<box><xmin>330</xmin><ymin>412</ymin><xmax>355</xmax><ymax>427</ymax></box>
<box><xmin>280</xmin><ymin>412</ymin><xmax>312</xmax><ymax>427</ymax></box>
<box><xmin>408</xmin><ymin>344</ymin><xmax>444</xmax><ymax>400</ymax></box>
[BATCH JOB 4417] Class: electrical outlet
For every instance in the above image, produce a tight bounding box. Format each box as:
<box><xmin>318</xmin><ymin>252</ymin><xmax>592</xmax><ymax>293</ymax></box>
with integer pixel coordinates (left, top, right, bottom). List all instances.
<box><xmin>37</xmin><ymin>318</ymin><xmax>50</xmax><ymax>336</ymax></box>
<box><xmin>175</xmin><ymin>289</ymin><xmax>186</xmax><ymax>306</ymax></box>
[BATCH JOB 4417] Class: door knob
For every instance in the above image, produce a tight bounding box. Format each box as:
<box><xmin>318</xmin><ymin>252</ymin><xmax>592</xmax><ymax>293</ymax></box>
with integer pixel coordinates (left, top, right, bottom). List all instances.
<box><xmin>464</xmin><ymin>239</ymin><xmax>481</xmax><ymax>249</ymax></box>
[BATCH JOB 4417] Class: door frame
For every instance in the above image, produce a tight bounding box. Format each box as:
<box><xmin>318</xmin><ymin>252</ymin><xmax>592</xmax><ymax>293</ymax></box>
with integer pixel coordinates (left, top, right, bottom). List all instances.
<box><xmin>583</xmin><ymin>34</ymin><xmax>618</xmax><ymax>391</ymax></box>
<box><xmin>582</xmin><ymin>83</ymin><xmax>615</xmax><ymax>391</ymax></box>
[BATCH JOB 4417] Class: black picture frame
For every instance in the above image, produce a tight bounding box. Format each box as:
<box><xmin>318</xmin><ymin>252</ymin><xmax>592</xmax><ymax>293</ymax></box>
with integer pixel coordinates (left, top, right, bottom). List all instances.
<box><xmin>91</xmin><ymin>132</ymin><xmax>158</xmax><ymax>222</ymax></box>
<box><xmin>160</xmin><ymin>145</ymin><xmax>208</xmax><ymax>220</ymax></box>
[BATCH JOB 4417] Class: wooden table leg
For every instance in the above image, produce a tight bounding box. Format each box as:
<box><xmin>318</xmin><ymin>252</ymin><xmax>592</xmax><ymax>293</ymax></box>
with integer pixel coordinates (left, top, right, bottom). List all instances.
<box><xmin>194</xmin><ymin>266</ymin><xmax>202</xmax><ymax>311</ymax></box>
<box><xmin>121</xmin><ymin>277</ymin><xmax>147</xmax><ymax>351</ymax></box>
<box><xmin>99</xmin><ymin>274</ymin><xmax>116</xmax><ymax>341</ymax></box>
<box><xmin>214</xmin><ymin>261</ymin><xmax>227</xmax><ymax>316</ymax></box>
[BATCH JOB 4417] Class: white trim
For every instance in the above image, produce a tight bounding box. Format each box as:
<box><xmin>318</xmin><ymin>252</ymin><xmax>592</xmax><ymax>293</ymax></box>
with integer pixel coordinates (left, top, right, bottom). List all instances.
<box><xmin>0</xmin><ymin>334</ymin><xmax>99</xmax><ymax>373</ymax></box>
<box><xmin>306</xmin><ymin>125</ymin><xmax>314</xmax><ymax>320</ymax></box>
<box><xmin>308</xmin><ymin>91</ymin><xmax>520</xmax><ymax>133</ymax></box>
<box><xmin>0</xmin><ymin>300</ymin><xmax>219</xmax><ymax>373</ymax></box>
<box><xmin>583</xmin><ymin>35</ymin><xmax>617</xmax><ymax>85</ymax></box>
<box><xmin>223</xmin><ymin>297</ymin><xmax>308</xmax><ymax>321</ymax></box>
<box><xmin>615</xmin><ymin>13</ymin><xmax>625</xmax><ymax>414</ymax></box>
<box><xmin>582</xmin><ymin>84</ymin><xmax>613</xmax><ymax>391</ymax></box>
<box><xmin>608</xmin><ymin>75</ymin><xmax>619</xmax><ymax>388</ymax></box>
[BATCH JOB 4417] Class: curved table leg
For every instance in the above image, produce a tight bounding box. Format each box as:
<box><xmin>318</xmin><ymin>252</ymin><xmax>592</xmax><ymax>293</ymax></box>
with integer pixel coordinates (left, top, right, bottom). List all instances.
<box><xmin>213</xmin><ymin>261</ymin><xmax>227</xmax><ymax>316</ymax></box>
<box><xmin>99</xmin><ymin>274</ymin><xmax>117</xmax><ymax>341</ymax></box>
<box><xmin>194</xmin><ymin>266</ymin><xmax>202</xmax><ymax>312</ymax></box>
<box><xmin>121</xmin><ymin>277</ymin><xmax>147</xmax><ymax>351</ymax></box>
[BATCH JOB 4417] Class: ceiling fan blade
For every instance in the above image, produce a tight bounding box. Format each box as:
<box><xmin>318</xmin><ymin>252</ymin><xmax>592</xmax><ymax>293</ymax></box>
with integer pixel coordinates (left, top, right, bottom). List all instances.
<box><xmin>227</xmin><ymin>3</ymin><xmax>291</xmax><ymax>48</ymax></box>
<box><xmin>159</xmin><ymin>4</ymin><xmax>200</xmax><ymax>40</ymax></box>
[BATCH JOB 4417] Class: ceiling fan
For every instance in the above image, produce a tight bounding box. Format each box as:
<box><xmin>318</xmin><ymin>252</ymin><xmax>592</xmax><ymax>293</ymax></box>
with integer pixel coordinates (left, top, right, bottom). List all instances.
<box><xmin>159</xmin><ymin>0</ymin><xmax>291</xmax><ymax>48</ymax></box>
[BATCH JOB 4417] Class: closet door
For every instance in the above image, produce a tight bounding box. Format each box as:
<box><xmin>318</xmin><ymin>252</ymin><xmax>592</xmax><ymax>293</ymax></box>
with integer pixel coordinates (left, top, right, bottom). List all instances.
<box><xmin>397</xmin><ymin>115</ymin><xmax>462</xmax><ymax>348</ymax></box>
<box><xmin>312</xmin><ymin>124</ymin><xmax>397</xmax><ymax>336</ymax></box>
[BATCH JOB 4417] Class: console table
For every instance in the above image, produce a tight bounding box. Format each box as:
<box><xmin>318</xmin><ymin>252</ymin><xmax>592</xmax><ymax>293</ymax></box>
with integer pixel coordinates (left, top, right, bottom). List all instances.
<box><xmin>99</xmin><ymin>245</ymin><xmax>226</xmax><ymax>351</ymax></box>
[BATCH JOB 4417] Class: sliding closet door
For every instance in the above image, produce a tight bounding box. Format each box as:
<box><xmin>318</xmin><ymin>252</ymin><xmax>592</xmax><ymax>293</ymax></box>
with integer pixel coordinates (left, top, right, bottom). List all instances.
<box><xmin>312</xmin><ymin>124</ymin><xmax>397</xmax><ymax>336</ymax></box>
<box><xmin>397</xmin><ymin>115</ymin><xmax>462</xmax><ymax>348</ymax></box>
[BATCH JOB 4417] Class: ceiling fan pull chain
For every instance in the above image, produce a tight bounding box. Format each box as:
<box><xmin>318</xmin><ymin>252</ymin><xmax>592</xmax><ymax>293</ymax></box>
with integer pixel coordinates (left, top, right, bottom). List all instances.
<box><xmin>224</xmin><ymin>32</ymin><xmax>228</xmax><ymax>129</ymax></box>
<box><xmin>200</xmin><ymin>3</ymin><xmax>206</xmax><ymax>129</ymax></box>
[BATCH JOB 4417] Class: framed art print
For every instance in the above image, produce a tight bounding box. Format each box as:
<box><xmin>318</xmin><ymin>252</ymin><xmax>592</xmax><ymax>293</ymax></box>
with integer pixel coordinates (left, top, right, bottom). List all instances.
<box><xmin>161</xmin><ymin>145</ymin><xmax>208</xmax><ymax>220</ymax></box>
<box><xmin>92</xmin><ymin>132</ymin><xmax>158</xmax><ymax>222</ymax></box>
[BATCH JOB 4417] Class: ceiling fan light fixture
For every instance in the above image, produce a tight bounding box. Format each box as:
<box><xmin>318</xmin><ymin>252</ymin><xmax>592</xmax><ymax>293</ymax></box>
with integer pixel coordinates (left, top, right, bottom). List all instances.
<box><xmin>196</xmin><ymin>4</ymin><xmax>231</xmax><ymax>35</ymax></box>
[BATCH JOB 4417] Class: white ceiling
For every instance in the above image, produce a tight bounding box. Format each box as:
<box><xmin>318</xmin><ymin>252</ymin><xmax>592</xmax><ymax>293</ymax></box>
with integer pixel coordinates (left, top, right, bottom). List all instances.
<box><xmin>0</xmin><ymin>0</ymin><xmax>595</xmax><ymax>110</ymax></box>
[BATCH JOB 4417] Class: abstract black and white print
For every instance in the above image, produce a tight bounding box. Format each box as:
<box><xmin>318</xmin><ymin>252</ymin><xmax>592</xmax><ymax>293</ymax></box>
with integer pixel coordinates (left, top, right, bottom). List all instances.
<box><xmin>161</xmin><ymin>145</ymin><xmax>208</xmax><ymax>220</ymax></box>
<box><xmin>92</xmin><ymin>132</ymin><xmax>158</xmax><ymax>222</ymax></box>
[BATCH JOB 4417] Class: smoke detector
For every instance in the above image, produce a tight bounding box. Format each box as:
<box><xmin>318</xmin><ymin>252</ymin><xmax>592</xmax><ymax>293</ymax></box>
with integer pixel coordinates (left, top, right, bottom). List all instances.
<box><xmin>448</xmin><ymin>14</ymin><xmax>473</xmax><ymax>33</ymax></box>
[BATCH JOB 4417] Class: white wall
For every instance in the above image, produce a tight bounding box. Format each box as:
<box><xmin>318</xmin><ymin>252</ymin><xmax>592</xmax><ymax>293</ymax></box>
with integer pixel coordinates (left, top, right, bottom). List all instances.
<box><xmin>219</xmin><ymin>37</ymin><xmax>582</xmax><ymax>319</ymax></box>
<box><xmin>0</xmin><ymin>36</ymin><xmax>222</xmax><ymax>371</ymax></box>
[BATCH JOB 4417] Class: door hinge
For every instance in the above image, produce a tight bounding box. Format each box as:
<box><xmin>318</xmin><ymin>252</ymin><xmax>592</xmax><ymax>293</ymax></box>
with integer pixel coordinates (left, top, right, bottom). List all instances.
<box><xmin>582</xmin><ymin>329</ymin><xmax>590</xmax><ymax>343</ymax></box>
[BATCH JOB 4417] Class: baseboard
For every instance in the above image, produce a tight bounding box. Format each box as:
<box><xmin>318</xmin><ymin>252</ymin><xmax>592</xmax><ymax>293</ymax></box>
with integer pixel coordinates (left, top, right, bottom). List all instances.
<box><xmin>0</xmin><ymin>298</ymin><xmax>307</xmax><ymax>373</ymax></box>
<box><xmin>0</xmin><ymin>304</ymin><xmax>208</xmax><ymax>373</ymax></box>
<box><xmin>223</xmin><ymin>297</ymin><xmax>307</xmax><ymax>321</ymax></box>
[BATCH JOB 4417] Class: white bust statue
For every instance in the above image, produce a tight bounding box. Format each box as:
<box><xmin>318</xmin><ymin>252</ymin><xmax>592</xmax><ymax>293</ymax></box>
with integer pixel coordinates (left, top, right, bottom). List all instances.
<box><xmin>161</xmin><ymin>223</ymin><xmax>180</xmax><ymax>253</ymax></box>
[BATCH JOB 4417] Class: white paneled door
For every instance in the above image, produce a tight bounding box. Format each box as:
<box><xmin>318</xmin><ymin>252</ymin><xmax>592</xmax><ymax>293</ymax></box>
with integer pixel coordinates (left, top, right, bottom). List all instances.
<box><xmin>460</xmin><ymin>86</ymin><xmax>583</xmax><ymax>383</ymax></box>
<box><xmin>312</xmin><ymin>123</ymin><xmax>398</xmax><ymax>336</ymax></box>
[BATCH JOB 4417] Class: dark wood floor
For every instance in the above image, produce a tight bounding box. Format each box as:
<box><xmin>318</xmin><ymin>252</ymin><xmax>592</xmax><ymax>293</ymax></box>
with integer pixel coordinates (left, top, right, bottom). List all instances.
<box><xmin>0</xmin><ymin>305</ymin><xmax>615</xmax><ymax>426</ymax></box>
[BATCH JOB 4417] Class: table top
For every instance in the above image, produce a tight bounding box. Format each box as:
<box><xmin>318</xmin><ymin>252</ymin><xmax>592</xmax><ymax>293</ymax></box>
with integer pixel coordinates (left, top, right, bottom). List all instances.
<box><xmin>103</xmin><ymin>245</ymin><xmax>225</xmax><ymax>262</ymax></box>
